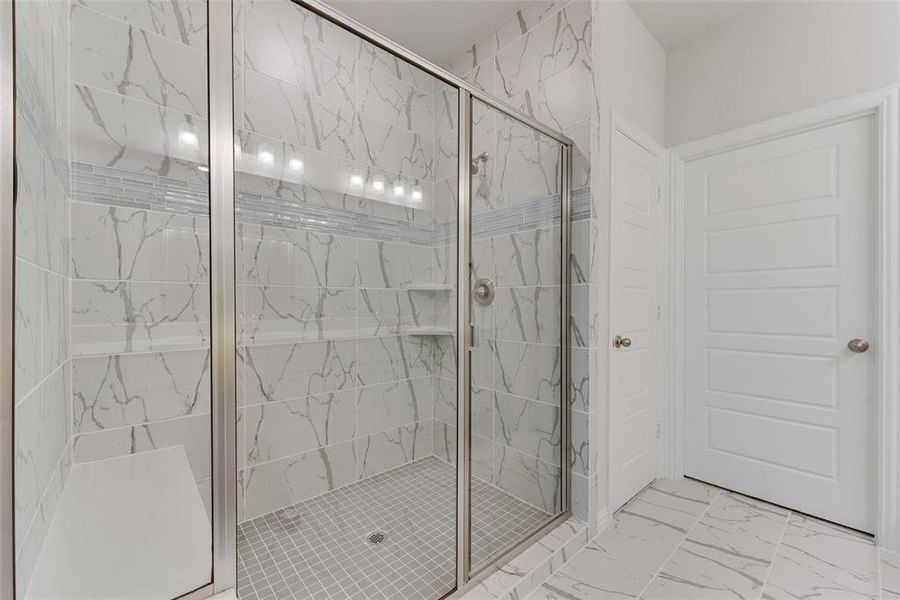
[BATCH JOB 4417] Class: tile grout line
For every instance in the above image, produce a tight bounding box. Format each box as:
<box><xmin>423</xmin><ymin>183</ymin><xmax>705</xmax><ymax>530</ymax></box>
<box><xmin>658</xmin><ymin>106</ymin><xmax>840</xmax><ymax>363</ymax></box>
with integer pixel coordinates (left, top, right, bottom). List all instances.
<box><xmin>877</xmin><ymin>547</ymin><xmax>885</xmax><ymax>600</ymax></box>
<box><xmin>635</xmin><ymin>486</ymin><xmax>724</xmax><ymax>600</ymax></box>
<box><xmin>757</xmin><ymin>509</ymin><xmax>792</xmax><ymax>600</ymax></box>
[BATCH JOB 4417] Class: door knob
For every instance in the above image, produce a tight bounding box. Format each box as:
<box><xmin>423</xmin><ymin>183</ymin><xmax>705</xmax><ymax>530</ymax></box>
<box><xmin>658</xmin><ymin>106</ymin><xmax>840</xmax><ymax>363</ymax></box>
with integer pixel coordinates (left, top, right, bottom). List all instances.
<box><xmin>848</xmin><ymin>338</ymin><xmax>870</xmax><ymax>353</ymax></box>
<box><xmin>614</xmin><ymin>335</ymin><xmax>632</xmax><ymax>349</ymax></box>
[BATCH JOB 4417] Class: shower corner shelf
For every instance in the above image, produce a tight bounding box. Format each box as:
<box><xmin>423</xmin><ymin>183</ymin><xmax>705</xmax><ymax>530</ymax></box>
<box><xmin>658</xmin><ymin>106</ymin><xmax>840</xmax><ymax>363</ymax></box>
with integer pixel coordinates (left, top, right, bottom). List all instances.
<box><xmin>403</xmin><ymin>283</ymin><xmax>454</xmax><ymax>292</ymax></box>
<box><xmin>406</xmin><ymin>326</ymin><xmax>454</xmax><ymax>337</ymax></box>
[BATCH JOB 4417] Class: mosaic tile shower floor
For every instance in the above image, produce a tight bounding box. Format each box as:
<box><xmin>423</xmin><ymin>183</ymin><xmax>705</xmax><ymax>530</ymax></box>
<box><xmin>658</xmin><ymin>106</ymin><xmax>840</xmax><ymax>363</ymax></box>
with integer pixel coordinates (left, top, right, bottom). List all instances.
<box><xmin>237</xmin><ymin>457</ymin><xmax>551</xmax><ymax>600</ymax></box>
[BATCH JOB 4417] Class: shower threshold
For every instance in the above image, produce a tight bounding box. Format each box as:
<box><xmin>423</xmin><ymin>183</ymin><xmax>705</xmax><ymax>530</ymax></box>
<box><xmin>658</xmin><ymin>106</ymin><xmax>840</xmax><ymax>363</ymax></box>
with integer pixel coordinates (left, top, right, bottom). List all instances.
<box><xmin>238</xmin><ymin>456</ymin><xmax>551</xmax><ymax>600</ymax></box>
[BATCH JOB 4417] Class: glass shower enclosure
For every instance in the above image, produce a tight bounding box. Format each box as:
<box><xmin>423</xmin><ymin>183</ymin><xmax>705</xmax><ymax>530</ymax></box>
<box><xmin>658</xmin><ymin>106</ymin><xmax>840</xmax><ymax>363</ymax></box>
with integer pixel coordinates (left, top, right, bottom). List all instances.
<box><xmin>0</xmin><ymin>0</ymin><xmax>572</xmax><ymax>598</ymax></box>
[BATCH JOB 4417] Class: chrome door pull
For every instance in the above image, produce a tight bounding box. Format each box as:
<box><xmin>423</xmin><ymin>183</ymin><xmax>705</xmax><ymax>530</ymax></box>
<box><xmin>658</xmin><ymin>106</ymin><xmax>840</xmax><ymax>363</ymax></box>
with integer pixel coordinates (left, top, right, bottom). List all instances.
<box><xmin>848</xmin><ymin>338</ymin><xmax>870</xmax><ymax>353</ymax></box>
<box><xmin>613</xmin><ymin>335</ymin><xmax>632</xmax><ymax>349</ymax></box>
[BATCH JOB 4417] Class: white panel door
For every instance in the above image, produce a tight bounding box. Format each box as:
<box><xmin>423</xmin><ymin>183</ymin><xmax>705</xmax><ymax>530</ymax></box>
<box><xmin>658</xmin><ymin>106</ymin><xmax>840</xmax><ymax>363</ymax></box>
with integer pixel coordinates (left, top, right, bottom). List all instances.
<box><xmin>609</xmin><ymin>130</ymin><xmax>660</xmax><ymax>511</ymax></box>
<box><xmin>683</xmin><ymin>115</ymin><xmax>877</xmax><ymax>532</ymax></box>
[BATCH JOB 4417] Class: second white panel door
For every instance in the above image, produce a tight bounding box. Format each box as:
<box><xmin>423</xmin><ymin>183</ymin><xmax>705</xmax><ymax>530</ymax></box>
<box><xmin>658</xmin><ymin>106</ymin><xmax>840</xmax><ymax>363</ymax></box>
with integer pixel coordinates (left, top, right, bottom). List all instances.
<box><xmin>609</xmin><ymin>129</ymin><xmax>660</xmax><ymax>512</ymax></box>
<box><xmin>683</xmin><ymin>115</ymin><xmax>877</xmax><ymax>532</ymax></box>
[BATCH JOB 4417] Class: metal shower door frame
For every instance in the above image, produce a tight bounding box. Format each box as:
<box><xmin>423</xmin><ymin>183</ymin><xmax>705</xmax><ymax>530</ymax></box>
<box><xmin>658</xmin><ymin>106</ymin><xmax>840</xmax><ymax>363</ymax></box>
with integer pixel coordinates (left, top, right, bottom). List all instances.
<box><xmin>0</xmin><ymin>0</ymin><xmax>573</xmax><ymax>597</ymax></box>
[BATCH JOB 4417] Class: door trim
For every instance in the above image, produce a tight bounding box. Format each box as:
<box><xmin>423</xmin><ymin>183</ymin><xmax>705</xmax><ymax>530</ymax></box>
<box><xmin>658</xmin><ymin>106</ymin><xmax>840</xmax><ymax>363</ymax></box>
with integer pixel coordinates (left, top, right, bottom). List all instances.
<box><xmin>607</xmin><ymin>110</ymin><xmax>667</xmax><ymax>509</ymax></box>
<box><xmin>664</xmin><ymin>86</ymin><xmax>900</xmax><ymax>550</ymax></box>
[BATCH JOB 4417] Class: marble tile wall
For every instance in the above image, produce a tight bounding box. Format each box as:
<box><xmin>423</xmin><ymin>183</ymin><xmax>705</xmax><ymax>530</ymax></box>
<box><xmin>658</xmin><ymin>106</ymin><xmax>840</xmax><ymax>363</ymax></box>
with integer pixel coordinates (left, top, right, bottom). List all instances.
<box><xmin>444</xmin><ymin>2</ymin><xmax>594</xmax><ymax>519</ymax></box>
<box><xmin>13</xmin><ymin>0</ymin><xmax>71</xmax><ymax>595</ymax></box>
<box><xmin>234</xmin><ymin>0</ymin><xmax>460</xmax><ymax>521</ymax></box>
<box><xmin>67</xmin><ymin>0</ymin><xmax>213</xmax><ymax>514</ymax></box>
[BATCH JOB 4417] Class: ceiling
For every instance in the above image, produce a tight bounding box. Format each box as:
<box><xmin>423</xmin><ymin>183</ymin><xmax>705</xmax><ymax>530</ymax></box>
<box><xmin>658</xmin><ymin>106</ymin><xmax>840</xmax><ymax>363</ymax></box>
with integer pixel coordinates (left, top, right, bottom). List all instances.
<box><xmin>324</xmin><ymin>0</ymin><xmax>766</xmax><ymax>66</ymax></box>
<box><xmin>627</xmin><ymin>0</ymin><xmax>763</xmax><ymax>49</ymax></box>
<box><xmin>325</xmin><ymin>0</ymin><xmax>533</xmax><ymax>66</ymax></box>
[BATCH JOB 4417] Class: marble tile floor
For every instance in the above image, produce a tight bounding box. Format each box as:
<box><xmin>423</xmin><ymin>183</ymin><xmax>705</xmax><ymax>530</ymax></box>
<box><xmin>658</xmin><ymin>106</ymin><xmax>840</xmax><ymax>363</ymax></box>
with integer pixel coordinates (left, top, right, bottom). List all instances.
<box><xmin>238</xmin><ymin>456</ymin><xmax>551</xmax><ymax>600</ymax></box>
<box><xmin>528</xmin><ymin>478</ymin><xmax>899</xmax><ymax>600</ymax></box>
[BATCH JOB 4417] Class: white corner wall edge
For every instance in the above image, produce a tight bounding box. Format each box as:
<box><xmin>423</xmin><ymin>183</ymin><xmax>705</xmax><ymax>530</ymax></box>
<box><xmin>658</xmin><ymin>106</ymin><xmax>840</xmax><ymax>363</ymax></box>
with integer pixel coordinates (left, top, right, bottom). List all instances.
<box><xmin>663</xmin><ymin>85</ymin><xmax>900</xmax><ymax>552</ymax></box>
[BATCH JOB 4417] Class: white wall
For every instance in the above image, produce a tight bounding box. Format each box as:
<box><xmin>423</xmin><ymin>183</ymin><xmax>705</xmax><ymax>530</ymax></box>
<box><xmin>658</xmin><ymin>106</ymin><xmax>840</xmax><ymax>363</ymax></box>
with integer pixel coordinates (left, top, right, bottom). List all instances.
<box><xmin>596</xmin><ymin>0</ymin><xmax>666</xmax><ymax>144</ymax></box>
<box><xmin>666</xmin><ymin>0</ymin><xmax>900</xmax><ymax>146</ymax></box>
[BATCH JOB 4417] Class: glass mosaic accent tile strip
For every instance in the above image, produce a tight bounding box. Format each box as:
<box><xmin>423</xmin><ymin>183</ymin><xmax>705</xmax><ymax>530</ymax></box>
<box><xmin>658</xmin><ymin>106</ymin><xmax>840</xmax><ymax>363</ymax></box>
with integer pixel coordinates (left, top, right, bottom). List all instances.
<box><xmin>71</xmin><ymin>161</ymin><xmax>590</xmax><ymax>247</ymax></box>
<box><xmin>237</xmin><ymin>456</ymin><xmax>551</xmax><ymax>600</ymax></box>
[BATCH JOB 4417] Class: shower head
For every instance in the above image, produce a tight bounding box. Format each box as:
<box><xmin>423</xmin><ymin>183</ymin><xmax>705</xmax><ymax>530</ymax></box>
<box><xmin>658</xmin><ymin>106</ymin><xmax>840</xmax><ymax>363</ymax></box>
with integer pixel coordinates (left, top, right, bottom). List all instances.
<box><xmin>472</xmin><ymin>151</ymin><xmax>489</xmax><ymax>174</ymax></box>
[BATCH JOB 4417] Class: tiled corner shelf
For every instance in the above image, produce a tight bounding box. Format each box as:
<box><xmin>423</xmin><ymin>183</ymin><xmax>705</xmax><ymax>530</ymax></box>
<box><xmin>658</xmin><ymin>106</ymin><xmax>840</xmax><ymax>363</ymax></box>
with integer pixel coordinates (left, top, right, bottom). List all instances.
<box><xmin>403</xmin><ymin>284</ymin><xmax>454</xmax><ymax>291</ymax></box>
<box><xmin>406</xmin><ymin>326</ymin><xmax>454</xmax><ymax>336</ymax></box>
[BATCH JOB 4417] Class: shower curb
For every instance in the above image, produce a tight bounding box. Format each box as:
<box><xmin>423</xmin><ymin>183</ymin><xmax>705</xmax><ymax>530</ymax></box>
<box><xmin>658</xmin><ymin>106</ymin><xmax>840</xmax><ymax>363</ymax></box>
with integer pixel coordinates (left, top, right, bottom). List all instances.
<box><xmin>460</xmin><ymin>516</ymin><xmax>590</xmax><ymax>600</ymax></box>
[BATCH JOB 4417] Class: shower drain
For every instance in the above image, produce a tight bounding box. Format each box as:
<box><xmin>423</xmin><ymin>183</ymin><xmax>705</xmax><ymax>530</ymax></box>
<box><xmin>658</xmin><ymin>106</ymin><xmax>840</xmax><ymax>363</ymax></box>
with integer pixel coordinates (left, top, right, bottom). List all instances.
<box><xmin>367</xmin><ymin>531</ymin><xmax>386</xmax><ymax>545</ymax></box>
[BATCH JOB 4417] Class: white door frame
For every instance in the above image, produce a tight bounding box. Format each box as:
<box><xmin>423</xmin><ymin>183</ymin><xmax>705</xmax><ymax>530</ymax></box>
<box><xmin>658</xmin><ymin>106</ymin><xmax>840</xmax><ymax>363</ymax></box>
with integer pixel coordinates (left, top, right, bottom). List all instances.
<box><xmin>607</xmin><ymin>110</ymin><xmax>668</xmax><ymax>510</ymax></box>
<box><xmin>663</xmin><ymin>86</ymin><xmax>900</xmax><ymax>550</ymax></box>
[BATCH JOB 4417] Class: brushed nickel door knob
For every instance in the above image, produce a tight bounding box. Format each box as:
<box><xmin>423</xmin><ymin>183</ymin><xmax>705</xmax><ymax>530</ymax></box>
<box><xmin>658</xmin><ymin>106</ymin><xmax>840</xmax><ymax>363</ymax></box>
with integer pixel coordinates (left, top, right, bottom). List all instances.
<box><xmin>614</xmin><ymin>335</ymin><xmax>632</xmax><ymax>349</ymax></box>
<box><xmin>848</xmin><ymin>338</ymin><xmax>870</xmax><ymax>353</ymax></box>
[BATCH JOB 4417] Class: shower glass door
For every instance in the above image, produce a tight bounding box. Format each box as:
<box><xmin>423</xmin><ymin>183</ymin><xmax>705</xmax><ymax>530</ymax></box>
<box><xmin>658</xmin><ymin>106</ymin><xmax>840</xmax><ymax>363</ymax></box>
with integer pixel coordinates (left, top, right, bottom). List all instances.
<box><xmin>232</xmin><ymin>1</ymin><xmax>459</xmax><ymax>598</ymax></box>
<box><xmin>10</xmin><ymin>0</ymin><xmax>214</xmax><ymax>597</ymax></box>
<box><xmin>467</xmin><ymin>97</ymin><xmax>567</xmax><ymax>575</ymax></box>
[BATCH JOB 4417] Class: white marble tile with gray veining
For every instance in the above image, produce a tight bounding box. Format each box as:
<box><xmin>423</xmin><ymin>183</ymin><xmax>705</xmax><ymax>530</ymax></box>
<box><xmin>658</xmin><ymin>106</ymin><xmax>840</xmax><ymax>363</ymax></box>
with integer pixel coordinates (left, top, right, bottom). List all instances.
<box><xmin>432</xmin><ymin>419</ymin><xmax>456</xmax><ymax>465</ymax></box>
<box><xmin>15</xmin><ymin>120</ymin><xmax>70</xmax><ymax>276</ymax></box>
<box><xmin>570</xmin><ymin>409</ymin><xmax>589</xmax><ymax>478</ymax></box>
<box><xmin>234</xmin><ymin>132</ymin><xmax>369</xmax><ymax>215</ymax></box>
<box><xmin>493</xmin><ymin>226</ymin><xmax>562</xmax><ymax>287</ymax></box>
<box><xmin>570</xmin><ymin>346</ymin><xmax>590</xmax><ymax>413</ymax></box>
<box><xmin>357</xmin><ymin>41</ymin><xmax>435</xmax><ymax>95</ymax></box>
<box><xmin>494</xmin><ymin>392</ymin><xmax>560</xmax><ymax>465</ymax></box>
<box><xmin>529</xmin><ymin>479</ymin><xmax>718</xmax><ymax>600</ymax></box>
<box><xmin>493</xmin><ymin>340</ymin><xmax>561</xmax><ymax>405</ymax></box>
<box><xmin>356</xmin><ymin>334</ymin><xmax>432</xmax><ymax>387</ymax></box>
<box><xmin>72</xmin><ymin>412</ymin><xmax>211</xmax><ymax>481</ymax></box>
<box><xmin>14</xmin><ymin>260</ymin><xmax>43</xmax><ymax>403</ymax></box>
<box><xmin>42</xmin><ymin>271</ymin><xmax>68</xmax><ymax>378</ymax></box>
<box><xmin>241</xmin><ymin>339</ymin><xmax>356</xmax><ymax>406</ymax></box>
<box><xmin>434</xmin><ymin>81</ymin><xmax>459</xmax><ymax>138</ymax></box>
<box><xmin>357</xmin><ymin>65</ymin><xmax>434</xmax><ymax>138</ymax></box>
<box><xmin>72</xmin><ymin>349</ymin><xmax>211</xmax><ymax>433</ymax></box>
<box><xmin>71</xmin><ymin>202</ymin><xmax>209</xmax><ymax>283</ymax></box>
<box><xmin>15</xmin><ymin>438</ymin><xmax>70</xmax><ymax>597</ymax></box>
<box><xmin>356</xmin><ymin>422</ymin><xmax>431</xmax><ymax>479</ymax></box>
<box><xmin>494</xmin><ymin>285</ymin><xmax>561</xmax><ymax>344</ymax></box>
<box><xmin>356</xmin><ymin>238</ymin><xmax>433</xmax><ymax>289</ymax></box>
<box><xmin>70</xmin><ymin>4</ymin><xmax>208</xmax><ymax>118</ymax></box>
<box><xmin>506</xmin><ymin>61</ymin><xmax>592</xmax><ymax>135</ymax></box>
<box><xmin>75</xmin><ymin>0</ymin><xmax>207</xmax><ymax>49</ymax></box>
<box><xmin>244</xmin><ymin>2</ymin><xmax>357</xmax><ymax>109</ymax></box>
<box><xmin>644</xmin><ymin>492</ymin><xmax>788</xmax><ymax>599</ymax></box>
<box><xmin>761</xmin><ymin>514</ymin><xmax>879</xmax><ymax>600</ymax></box>
<box><xmin>882</xmin><ymin>550</ymin><xmax>900</xmax><ymax>599</ymax></box>
<box><xmin>493</xmin><ymin>1</ymin><xmax>570</xmax><ymax>55</ymax></box>
<box><xmin>357</xmin><ymin>377</ymin><xmax>433</xmax><ymax>436</ymax></box>
<box><xmin>241</xmin><ymin>439</ymin><xmax>357</xmax><ymax>520</ymax></box>
<box><xmin>494</xmin><ymin>2</ymin><xmax>591</xmax><ymax>101</ymax></box>
<box><xmin>357</xmin><ymin>289</ymin><xmax>429</xmax><ymax>336</ymax></box>
<box><xmin>244</xmin><ymin>69</ymin><xmax>356</xmax><ymax>160</ymax></box>
<box><xmin>14</xmin><ymin>366</ymin><xmax>69</xmax><ymax>552</ymax></box>
<box><xmin>433</xmin><ymin>376</ymin><xmax>457</xmax><ymax>426</ymax></box>
<box><xmin>356</xmin><ymin>113</ymin><xmax>434</xmax><ymax>182</ymax></box>
<box><xmin>240</xmin><ymin>285</ymin><xmax>356</xmax><ymax>343</ymax></box>
<box><xmin>71</xmin><ymin>279</ymin><xmax>210</xmax><ymax>355</ymax></box>
<box><xmin>239</xmin><ymin>223</ymin><xmax>357</xmax><ymax>287</ymax></box>
<box><xmin>243</xmin><ymin>389</ymin><xmax>356</xmax><ymax>466</ymax></box>
<box><xmin>493</xmin><ymin>443</ymin><xmax>560</xmax><ymax>514</ymax></box>
<box><xmin>70</xmin><ymin>84</ymin><xmax>208</xmax><ymax>183</ymax></box>
<box><xmin>476</xmin><ymin>141</ymin><xmax>562</xmax><ymax>213</ymax></box>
